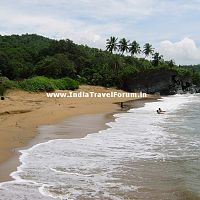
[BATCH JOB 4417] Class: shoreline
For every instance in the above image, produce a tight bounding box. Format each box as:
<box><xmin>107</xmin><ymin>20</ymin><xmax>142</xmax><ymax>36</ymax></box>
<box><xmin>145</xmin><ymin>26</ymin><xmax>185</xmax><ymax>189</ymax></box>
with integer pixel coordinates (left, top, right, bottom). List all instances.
<box><xmin>0</xmin><ymin>86</ymin><xmax>158</xmax><ymax>182</ymax></box>
<box><xmin>0</xmin><ymin>113</ymin><xmax>115</xmax><ymax>182</ymax></box>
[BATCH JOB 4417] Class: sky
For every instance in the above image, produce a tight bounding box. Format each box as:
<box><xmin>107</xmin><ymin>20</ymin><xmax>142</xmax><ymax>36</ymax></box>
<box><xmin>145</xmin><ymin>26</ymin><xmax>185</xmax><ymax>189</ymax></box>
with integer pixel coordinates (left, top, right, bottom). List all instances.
<box><xmin>0</xmin><ymin>0</ymin><xmax>200</xmax><ymax>65</ymax></box>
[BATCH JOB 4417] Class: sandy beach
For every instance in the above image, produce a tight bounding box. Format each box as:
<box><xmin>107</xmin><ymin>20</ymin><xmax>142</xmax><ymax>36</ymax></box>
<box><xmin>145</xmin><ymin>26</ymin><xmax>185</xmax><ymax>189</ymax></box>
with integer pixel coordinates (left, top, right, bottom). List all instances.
<box><xmin>0</xmin><ymin>85</ymin><xmax>156</xmax><ymax>182</ymax></box>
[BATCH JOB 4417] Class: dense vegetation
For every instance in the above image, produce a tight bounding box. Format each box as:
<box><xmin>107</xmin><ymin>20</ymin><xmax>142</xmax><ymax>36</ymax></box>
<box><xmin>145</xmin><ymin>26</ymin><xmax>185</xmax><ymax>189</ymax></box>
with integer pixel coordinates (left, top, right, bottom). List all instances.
<box><xmin>182</xmin><ymin>64</ymin><xmax>200</xmax><ymax>73</ymax></box>
<box><xmin>1</xmin><ymin>76</ymin><xmax>79</xmax><ymax>94</ymax></box>
<box><xmin>0</xmin><ymin>34</ymin><xmax>200</xmax><ymax>93</ymax></box>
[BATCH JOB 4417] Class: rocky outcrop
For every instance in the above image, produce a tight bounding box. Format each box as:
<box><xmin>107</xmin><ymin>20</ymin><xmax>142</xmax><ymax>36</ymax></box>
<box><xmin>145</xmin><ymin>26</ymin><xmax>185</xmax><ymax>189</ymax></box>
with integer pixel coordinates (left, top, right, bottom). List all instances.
<box><xmin>122</xmin><ymin>68</ymin><xmax>197</xmax><ymax>95</ymax></box>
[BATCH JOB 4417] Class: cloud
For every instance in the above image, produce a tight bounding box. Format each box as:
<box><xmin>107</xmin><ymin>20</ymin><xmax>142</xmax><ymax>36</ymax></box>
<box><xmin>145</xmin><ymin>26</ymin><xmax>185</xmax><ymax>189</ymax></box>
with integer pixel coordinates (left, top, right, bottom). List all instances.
<box><xmin>0</xmin><ymin>0</ymin><xmax>128</xmax><ymax>47</ymax></box>
<box><xmin>0</xmin><ymin>0</ymin><xmax>200</xmax><ymax>64</ymax></box>
<box><xmin>11</xmin><ymin>0</ymin><xmax>158</xmax><ymax>20</ymax></box>
<box><xmin>159</xmin><ymin>37</ymin><xmax>200</xmax><ymax>65</ymax></box>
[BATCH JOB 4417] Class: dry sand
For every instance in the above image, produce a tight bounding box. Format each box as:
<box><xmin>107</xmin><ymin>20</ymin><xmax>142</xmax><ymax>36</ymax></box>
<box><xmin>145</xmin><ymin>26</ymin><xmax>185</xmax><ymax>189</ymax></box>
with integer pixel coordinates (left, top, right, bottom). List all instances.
<box><xmin>0</xmin><ymin>85</ymin><xmax>157</xmax><ymax>182</ymax></box>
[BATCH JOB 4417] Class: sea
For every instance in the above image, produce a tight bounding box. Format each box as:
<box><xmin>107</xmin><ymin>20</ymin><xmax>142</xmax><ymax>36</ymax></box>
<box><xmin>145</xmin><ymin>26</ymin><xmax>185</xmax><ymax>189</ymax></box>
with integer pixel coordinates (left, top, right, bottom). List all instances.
<box><xmin>0</xmin><ymin>94</ymin><xmax>200</xmax><ymax>200</ymax></box>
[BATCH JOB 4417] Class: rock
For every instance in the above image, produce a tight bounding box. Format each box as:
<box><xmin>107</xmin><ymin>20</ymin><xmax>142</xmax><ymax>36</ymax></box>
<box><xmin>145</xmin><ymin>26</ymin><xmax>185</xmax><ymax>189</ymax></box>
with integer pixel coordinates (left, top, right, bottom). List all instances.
<box><xmin>122</xmin><ymin>68</ymin><xmax>197</xmax><ymax>95</ymax></box>
<box><xmin>122</xmin><ymin>68</ymin><xmax>176</xmax><ymax>95</ymax></box>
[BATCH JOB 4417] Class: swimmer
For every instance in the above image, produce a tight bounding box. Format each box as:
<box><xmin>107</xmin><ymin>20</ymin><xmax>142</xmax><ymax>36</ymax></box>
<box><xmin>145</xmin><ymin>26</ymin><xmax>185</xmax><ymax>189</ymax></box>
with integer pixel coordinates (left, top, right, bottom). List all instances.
<box><xmin>158</xmin><ymin>108</ymin><xmax>166</xmax><ymax>113</ymax></box>
<box><xmin>157</xmin><ymin>109</ymin><xmax>164</xmax><ymax>114</ymax></box>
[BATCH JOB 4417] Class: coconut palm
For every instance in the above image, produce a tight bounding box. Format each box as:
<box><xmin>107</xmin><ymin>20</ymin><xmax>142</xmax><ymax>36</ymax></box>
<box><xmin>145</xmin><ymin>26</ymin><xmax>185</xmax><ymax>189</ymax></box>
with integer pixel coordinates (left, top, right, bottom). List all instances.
<box><xmin>143</xmin><ymin>43</ymin><xmax>154</xmax><ymax>58</ymax></box>
<box><xmin>106</xmin><ymin>36</ymin><xmax>118</xmax><ymax>53</ymax></box>
<box><xmin>129</xmin><ymin>40</ymin><xmax>141</xmax><ymax>56</ymax></box>
<box><xmin>118</xmin><ymin>38</ymin><xmax>130</xmax><ymax>55</ymax></box>
<box><xmin>152</xmin><ymin>52</ymin><xmax>163</xmax><ymax>66</ymax></box>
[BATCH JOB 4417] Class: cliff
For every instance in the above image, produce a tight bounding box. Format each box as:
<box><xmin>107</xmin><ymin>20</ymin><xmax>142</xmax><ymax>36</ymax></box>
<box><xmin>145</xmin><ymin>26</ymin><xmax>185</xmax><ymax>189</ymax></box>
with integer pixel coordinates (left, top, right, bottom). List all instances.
<box><xmin>122</xmin><ymin>68</ymin><xmax>196</xmax><ymax>95</ymax></box>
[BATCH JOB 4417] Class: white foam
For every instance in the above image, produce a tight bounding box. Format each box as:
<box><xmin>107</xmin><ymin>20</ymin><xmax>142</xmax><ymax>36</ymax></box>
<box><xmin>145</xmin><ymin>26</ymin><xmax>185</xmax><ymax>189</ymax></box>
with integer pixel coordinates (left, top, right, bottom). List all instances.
<box><xmin>0</xmin><ymin>94</ymin><xmax>199</xmax><ymax>200</ymax></box>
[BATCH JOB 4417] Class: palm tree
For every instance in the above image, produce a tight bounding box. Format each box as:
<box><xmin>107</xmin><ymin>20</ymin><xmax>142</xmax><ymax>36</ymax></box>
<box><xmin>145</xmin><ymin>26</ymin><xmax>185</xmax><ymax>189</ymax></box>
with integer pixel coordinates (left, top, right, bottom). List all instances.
<box><xmin>118</xmin><ymin>38</ymin><xmax>130</xmax><ymax>55</ymax></box>
<box><xmin>152</xmin><ymin>52</ymin><xmax>163</xmax><ymax>66</ymax></box>
<box><xmin>143</xmin><ymin>43</ymin><xmax>154</xmax><ymax>58</ymax></box>
<box><xmin>129</xmin><ymin>40</ymin><xmax>141</xmax><ymax>56</ymax></box>
<box><xmin>106</xmin><ymin>36</ymin><xmax>118</xmax><ymax>53</ymax></box>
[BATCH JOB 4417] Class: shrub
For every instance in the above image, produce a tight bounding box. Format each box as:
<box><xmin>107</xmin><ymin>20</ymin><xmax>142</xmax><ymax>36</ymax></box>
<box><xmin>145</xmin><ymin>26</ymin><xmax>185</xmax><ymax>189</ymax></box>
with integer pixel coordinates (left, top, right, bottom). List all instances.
<box><xmin>3</xmin><ymin>80</ymin><xmax>17</xmax><ymax>89</ymax></box>
<box><xmin>0</xmin><ymin>85</ymin><xmax>6</xmax><ymax>96</ymax></box>
<box><xmin>60</xmin><ymin>77</ymin><xmax>79</xmax><ymax>90</ymax></box>
<box><xmin>0</xmin><ymin>80</ymin><xmax>17</xmax><ymax>96</ymax></box>
<box><xmin>50</xmin><ymin>79</ymin><xmax>66</xmax><ymax>90</ymax></box>
<box><xmin>76</xmin><ymin>75</ymin><xmax>87</xmax><ymax>84</ymax></box>
<box><xmin>18</xmin><ymin>76</ymin><xmax>55</xmax><ymax>92</ymax></box>
<box><xmin>51</xmin><ymin>78</ymin><xmax>79</xmax><ymax>90</ymax></box>
<box><xmin>17</xmin><ymin>76</ymin><xmax>79</xmax><ymax>92</ymax></box>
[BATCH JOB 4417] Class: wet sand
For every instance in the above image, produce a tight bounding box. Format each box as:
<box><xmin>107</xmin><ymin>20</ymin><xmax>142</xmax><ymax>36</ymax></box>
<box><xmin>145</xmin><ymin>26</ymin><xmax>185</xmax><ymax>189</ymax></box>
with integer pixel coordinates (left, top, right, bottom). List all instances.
<box><xmin>0</xmin><ymin>85</ymin><xmax>158</xmax><ymax>182</ymax></box>
<box><xmin>0</xmin><ymin>113</ymin><xmax>114</xmax><ymax>182</ymax></box>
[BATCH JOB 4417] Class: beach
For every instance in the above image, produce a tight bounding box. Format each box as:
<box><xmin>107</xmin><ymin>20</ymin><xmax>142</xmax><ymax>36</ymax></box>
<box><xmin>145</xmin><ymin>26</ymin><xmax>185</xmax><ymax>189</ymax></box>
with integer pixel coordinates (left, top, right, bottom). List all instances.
<box><xmin>0</xmin><ymin>90</ymin><xmax>200</xmax><ymax>199</ymax></box>
<box><xmin>0</xmin><ymin>93</ymin><xmax>199</xmax><ymax>200</ymax></box>
<box><xmin>0</xmin><ymin>85</ymin><xmax>154</xmax><ymax>182</ymax></box>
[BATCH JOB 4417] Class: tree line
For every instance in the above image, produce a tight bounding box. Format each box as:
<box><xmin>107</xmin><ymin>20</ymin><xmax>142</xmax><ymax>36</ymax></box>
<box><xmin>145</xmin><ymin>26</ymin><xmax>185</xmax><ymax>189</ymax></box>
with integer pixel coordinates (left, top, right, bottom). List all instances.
<box><xmin>0</xmin><ymin>34</ymin><xmax>199</xmax><ymax>90</ymax></box>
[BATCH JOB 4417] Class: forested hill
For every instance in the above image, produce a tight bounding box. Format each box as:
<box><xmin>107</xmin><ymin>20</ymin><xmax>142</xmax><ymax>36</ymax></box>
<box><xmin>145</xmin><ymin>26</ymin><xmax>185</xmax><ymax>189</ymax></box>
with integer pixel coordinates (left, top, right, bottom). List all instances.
<box><xmin>0</xmin><ymin>34</ymin><xmax>200</xmax><ymax>92</ymax></box>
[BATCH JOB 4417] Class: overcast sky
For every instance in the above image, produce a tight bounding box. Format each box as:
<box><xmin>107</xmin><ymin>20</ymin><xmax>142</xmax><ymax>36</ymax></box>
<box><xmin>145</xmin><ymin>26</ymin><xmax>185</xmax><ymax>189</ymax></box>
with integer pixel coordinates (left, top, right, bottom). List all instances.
<box><xmin>0</xmin><ymin>0</ymin><xmax>200</xmax><ymax>65</ymax></box>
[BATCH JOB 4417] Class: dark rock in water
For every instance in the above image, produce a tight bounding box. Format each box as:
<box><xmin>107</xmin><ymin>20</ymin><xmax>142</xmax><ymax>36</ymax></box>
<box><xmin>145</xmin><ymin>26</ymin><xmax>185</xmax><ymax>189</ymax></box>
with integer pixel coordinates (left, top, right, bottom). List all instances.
<box><xmin>1</xmin><ymin>96</ymin><xmax>5</xmax><ymax>100</ymax></box>
<box><xmin>122</xmin><ymin>68</ymin><xmax>196</xmax><ymax>95</ymax></box>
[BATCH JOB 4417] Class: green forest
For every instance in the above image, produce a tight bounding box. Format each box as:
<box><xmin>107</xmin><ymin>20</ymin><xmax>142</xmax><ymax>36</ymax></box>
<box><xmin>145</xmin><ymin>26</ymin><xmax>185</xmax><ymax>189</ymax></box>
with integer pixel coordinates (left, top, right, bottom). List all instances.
<box><xmin>0</xmin><ymin>34</ymin><xmax>200</xmax><ymax>93</ymax></box>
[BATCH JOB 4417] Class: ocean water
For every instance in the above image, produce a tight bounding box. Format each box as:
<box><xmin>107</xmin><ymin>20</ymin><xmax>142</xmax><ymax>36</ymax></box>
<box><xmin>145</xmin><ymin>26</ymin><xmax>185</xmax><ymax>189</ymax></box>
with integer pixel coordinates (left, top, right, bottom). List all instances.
<box><xmin>0</xmin><ymin>94</ymin><xmax>200</xmax><ymax>200</ymax></box>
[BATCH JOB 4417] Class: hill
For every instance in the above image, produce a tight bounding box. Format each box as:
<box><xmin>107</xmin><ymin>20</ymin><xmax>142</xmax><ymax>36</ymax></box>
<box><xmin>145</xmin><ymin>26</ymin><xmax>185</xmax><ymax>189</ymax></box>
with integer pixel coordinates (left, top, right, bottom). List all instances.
<box><xmin>0</xmin><ymin>34</ymin><xmax>200</xmax><ymax>94</ymax></box>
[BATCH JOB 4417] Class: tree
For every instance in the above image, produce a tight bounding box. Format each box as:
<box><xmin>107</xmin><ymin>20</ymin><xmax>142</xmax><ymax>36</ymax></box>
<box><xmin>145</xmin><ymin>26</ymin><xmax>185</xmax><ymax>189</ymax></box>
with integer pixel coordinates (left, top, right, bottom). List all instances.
<box><xmin>106</xmin><ymin>36</ymin><xmax>118</xmax><ymax>53</ymax></box>
<box><xmin>35</xmin><ymin>54</ymin><xmax>76</xmax><ymax>78</ymax></box>
<box><xmin>166</xmin><ymin>59</ymin><xmax>175</xmax><ymax>68</ymax></box>
<box><xmin>129</xmin><ymin>40</ymin><xmax>141</xmax><ymax>56</ymax></box>
<box><xmin>109</xmin><ymin>55</ymin><xmax>124</xmax><ymax>71</ymax></box>
<box><xmin>118</xmin><ymin>38</ymin><xmax>129</xmax><ymax>55</ymax></box>
<box><xmin>0</xmin><ymin>51</ymin><xmax>9</xmax><ymax>77</ymax></box>
<box><xmin>152</xmin><ymin>52</ymin><xmax>163</xmax><ymax>66</ymax></box>
<box><xmin>143</xmin><ymin>43</ymin><xmax>154</xmax><ymax>58</ymax></box>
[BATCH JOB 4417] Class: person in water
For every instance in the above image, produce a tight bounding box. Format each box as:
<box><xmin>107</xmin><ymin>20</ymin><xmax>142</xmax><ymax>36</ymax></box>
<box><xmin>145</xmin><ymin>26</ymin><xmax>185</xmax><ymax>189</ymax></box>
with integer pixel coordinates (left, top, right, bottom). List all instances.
<box><xmin>158</xmin><ymin>108</ymin><xmax>166</xmax><ymax>113</ymax></box>
<box><xmin>157</xmin><ymin>108</ymin><xmax>166</xmax><ymax>114</ymax></box>
<box><xmin>157</xmin><ymin>110</ymin><xmax>162</xmax><ymax>114</ymax></box>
